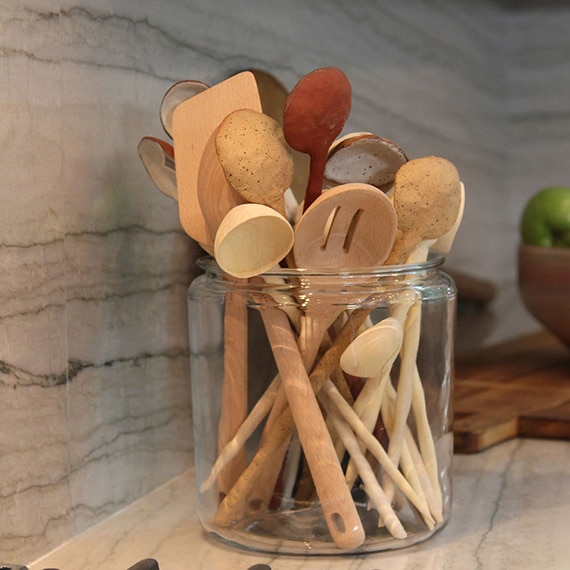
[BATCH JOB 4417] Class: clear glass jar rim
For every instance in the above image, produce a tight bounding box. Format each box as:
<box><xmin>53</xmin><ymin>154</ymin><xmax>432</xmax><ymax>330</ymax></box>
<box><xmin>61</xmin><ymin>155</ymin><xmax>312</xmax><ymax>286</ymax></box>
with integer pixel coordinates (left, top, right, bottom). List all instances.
<box><xmin>196</xmin><ymin>255</ymin><xmax>446</xmax><ymax>278</ymax></box>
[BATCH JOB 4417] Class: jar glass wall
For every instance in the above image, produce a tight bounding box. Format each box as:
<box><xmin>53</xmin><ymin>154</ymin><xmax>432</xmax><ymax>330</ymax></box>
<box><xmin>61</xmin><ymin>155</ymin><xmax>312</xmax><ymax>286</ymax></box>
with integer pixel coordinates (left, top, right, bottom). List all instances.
<box><xmin>187</xmin><ymin>256</ymin><xmax>456</xmax><ymax>555</ymax></box>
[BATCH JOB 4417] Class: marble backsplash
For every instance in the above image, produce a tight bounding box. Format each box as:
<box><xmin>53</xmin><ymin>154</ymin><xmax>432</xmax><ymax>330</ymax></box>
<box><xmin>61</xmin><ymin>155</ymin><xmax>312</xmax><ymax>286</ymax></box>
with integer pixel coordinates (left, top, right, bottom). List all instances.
<box><xmin>1</xmin><ymin>0</ymin><xmax>568</xmax><ymax>563</ymax></box>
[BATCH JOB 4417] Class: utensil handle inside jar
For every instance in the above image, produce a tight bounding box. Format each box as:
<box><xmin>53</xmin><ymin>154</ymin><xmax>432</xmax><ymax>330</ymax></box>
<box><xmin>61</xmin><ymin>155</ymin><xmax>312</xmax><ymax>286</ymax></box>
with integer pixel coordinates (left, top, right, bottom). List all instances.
<box><xmin>259</xmin><ymin>304</ymin><xmax>365</xmax><ymax>551</ymax></box>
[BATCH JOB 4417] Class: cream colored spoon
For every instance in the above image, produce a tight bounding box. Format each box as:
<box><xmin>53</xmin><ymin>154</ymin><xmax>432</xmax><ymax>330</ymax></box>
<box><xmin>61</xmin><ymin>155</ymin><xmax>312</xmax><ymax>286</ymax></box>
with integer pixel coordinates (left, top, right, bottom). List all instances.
<box><xmin>283</xmin><ymin>67</ymin><xmax>352</xmax><ymax>212</ymax></box>
<box><xmin>324</xmin><ymin>132</ymin><xmax>408</xmax><ymax>193</ymax></box>
<box><xmin>339</xmin><ymin>317</ymin><xmax>403</xmax><ymax>486</ymax></box>
<box><xmin>137</xmin><ymin>137</ymin><xmax>177</xmax><ymax>200</ymax></box>
<box><xmin>385</xmin><ymin>156</ymin><xmax>462</xmax><ymax>265</ymax></box>
<box><xmin>214</xmin><ymin>203</ymin><xmax>294</xmax><ymax>279</ymax></box>
<box><xmin>160</xmin><ymin>79</ymin><xmax>209</xmax><ymax>138</ymax></box>
<box><xmin>215</xmin><ymin>108</ymin><xmax>294</xmax><ymax>217</ymax></box>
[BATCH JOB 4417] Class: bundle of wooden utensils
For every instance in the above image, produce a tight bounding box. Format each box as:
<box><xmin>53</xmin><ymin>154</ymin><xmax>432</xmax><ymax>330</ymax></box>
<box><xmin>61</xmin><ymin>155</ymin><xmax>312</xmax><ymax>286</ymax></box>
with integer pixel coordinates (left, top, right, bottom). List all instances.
<box><xmin>138</xmin><ymin>67</ymin><xmax>464</xmax><ymax>551</ymax></box>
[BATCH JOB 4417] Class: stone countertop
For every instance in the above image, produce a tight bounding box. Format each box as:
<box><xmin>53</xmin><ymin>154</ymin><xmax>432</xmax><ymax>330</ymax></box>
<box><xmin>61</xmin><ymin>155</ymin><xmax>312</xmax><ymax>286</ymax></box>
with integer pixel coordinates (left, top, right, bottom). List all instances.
<box><xmin>29</xmin><ymin>438</ymin><xmax>570</xmax><ymax>570</ymax></box>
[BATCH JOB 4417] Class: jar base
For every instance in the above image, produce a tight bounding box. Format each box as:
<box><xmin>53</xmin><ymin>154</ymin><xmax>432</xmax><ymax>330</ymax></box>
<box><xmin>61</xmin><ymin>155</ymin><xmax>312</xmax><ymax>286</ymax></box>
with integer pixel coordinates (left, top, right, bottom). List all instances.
<box><xmin>201</xmin><ymin>502</ymin><xmax>448</xmax><ymax>555</ymax></box>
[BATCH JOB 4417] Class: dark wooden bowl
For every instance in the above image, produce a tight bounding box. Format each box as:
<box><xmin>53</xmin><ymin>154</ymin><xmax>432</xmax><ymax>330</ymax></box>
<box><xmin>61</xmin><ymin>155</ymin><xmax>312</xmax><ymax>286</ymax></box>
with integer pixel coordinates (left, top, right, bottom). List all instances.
<box><xmin>518</xmin><ymin>244</ymin><xmax>570</xmax><ymax>349</ymax></box>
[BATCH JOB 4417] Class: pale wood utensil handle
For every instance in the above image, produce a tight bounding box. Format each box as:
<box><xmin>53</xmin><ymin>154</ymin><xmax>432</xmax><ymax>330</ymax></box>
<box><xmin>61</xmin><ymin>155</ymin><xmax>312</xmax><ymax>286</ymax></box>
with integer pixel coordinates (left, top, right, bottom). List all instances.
<box><xmin>216</xmin><ymin>289</ymin><xmax>249</xmax><ymax>501</ymax></box>
<box><xmin>214</xmin><ymin>305</ymin><xmax>372</xmax><ymax>548</ymax></box>
<box><xmin>201</xmin><ymin>376</ymin><xmax>281</xmax><ymax>494</ymax></box>
<box><xmin>320</xmin><ymin>391</ymin><xmax>407</xmax><ymax>539</ymax></box>
<box><xmin>257</xmin><ymin>304</ymin><xmax>365</xmax><ymax>551</ymax></box>
<box><xmin>320</xmin><ymin>379</ymin><xmax>435</xmax><ymax>529</ymax></box>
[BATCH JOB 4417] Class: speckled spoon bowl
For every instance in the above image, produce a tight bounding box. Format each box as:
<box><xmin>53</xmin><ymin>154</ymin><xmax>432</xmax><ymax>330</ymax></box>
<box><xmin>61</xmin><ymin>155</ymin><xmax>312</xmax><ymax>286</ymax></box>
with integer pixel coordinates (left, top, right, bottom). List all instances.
<box><xmin>324</xmin><ymin>132</ymin><xmax>408</xmax><ymax>193</ymax></box>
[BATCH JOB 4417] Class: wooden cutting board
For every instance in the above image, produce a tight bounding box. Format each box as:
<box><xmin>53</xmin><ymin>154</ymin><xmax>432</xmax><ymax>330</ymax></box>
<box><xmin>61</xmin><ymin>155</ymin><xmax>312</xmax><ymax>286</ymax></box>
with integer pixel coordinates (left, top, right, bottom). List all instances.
<box><xmin>454</xmin><ymin>331</ymin><xmax>570</xmax><ymax>453</ymax></box>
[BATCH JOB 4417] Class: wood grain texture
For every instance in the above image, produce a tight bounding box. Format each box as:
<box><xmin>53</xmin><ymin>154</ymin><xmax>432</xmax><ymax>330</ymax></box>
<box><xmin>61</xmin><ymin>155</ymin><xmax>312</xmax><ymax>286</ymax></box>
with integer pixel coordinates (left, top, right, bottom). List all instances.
<box><xmin>454</xmin><ymin>331</ymin><xmax>570</xmax><ymax>453</ymax></box>
<box><xmin>172</xmin><ymin>71</ymin><xmax>262</xmax><ymax>247</ymax></box>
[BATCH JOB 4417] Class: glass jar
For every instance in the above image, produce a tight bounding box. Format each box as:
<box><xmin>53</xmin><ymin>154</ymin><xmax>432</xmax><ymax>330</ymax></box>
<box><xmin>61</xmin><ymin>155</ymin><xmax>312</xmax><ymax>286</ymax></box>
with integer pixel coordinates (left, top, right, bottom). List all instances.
<box><xmin>187</xmin><ymin>256</ymin><xmax>456</xmax><ymax>555</ymax></box>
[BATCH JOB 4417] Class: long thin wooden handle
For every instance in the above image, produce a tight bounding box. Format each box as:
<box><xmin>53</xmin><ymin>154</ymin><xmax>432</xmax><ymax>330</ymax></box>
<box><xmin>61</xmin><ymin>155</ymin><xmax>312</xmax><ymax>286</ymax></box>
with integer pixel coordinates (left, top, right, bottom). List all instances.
<box><xmin>216</xmin><ymin>290</ymin><xmax>249</xmax><ymax>501</ymax></box>
<box><xmin>214</xmin><ymin>306</ymin><xmax>372</xmax><ymax>545</ymax></box>
<box><xmin>259</xmin><ymin>304</ymin><xmax>364</xmax><ymax>550</ymax></box>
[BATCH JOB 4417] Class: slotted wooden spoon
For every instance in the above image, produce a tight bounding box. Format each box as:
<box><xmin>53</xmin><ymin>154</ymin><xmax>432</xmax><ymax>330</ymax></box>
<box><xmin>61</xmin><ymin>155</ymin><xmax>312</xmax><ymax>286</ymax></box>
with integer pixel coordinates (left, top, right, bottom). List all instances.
<box><xmin>293</xmin><ymin>182</ymin><xmax>398</xmax><ymax>370</ymax></box>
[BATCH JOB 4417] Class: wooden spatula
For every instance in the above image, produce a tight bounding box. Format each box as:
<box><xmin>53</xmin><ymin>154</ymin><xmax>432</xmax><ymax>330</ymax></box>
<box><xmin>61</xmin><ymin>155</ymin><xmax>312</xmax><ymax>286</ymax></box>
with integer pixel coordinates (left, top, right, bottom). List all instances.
<box><xmin>171</xmin><ymin>71</ymin><xmax>262</xmax><ymax>248</ymax></box>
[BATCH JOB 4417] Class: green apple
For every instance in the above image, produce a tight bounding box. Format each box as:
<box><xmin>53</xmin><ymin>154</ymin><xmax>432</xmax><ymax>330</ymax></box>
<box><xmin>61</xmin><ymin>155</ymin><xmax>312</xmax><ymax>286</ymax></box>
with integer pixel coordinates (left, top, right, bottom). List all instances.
<box><xmin>520</xmin><ymin>186</ymin><xmax>570</xmax><ymax>248</ymax></box>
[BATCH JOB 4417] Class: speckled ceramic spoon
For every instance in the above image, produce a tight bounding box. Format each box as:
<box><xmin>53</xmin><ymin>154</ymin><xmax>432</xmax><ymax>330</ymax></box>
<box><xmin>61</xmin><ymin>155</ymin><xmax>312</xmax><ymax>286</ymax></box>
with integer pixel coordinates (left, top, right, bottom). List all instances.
<box><xmin>245</xmin><ymin>68</ymin><xmax>311</xmax><ymax>205</ymax></box>
<box><xmin>215</xmin><ymin>108</ymin><xmax>294</xmax><ymax>217</ymax></box>
<box><xmin>324</xmin><ymin>132</ymin><xmax>408</xmax><ymax>193</ymax></box>
<box><xmin>282</xmin><ymin>67</ymin><xmax>352</xmax><ymax>212</ymax></box>
<box><xmin>385</xmin><ymin>156</ymin><xmax>462</xmax><ymax>265</ymax></box>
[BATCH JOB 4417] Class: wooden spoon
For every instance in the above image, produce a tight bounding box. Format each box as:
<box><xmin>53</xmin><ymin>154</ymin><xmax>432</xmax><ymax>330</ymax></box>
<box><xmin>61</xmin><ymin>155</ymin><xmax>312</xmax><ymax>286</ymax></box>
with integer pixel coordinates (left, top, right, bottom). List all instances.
<box><xmin>339</xmin><ymin>317</ymin><xmax>403</xmax><ymax>486</ymax></box>
<box><xmin>324</xmin><ymin>132</ymin><xmax>408</xmax><ymax>193</ymax></box>
<box><xmin>137</xmin><ymin>137</ymin><xmax>177</xmax><ymax>200</ymax></box>
<box><xmin>385</xmin><ymin>156</ymin><xmax>462</xmax><ymax>265</ymax></box>
<box><xmin>214</xmin><ymin>203</ymin><xmax>294</xmax><ymax>279</ymax></box>
<box><xmin>172</xmin><ymin>71</ymin><xmax>262</xmax><ymax>248</ymax></box>
<box><xmin>293</xmin><ymin>182</ymin><xmax>397</xmax><ymax>270</ymax></box>
<box><xmin>215</xmin><ymin>108</ymin><xmax>294</xmax><ymax>217</ymax></box>
<box><xmin>293</xmin><ymin>182</ymin><xmax>397</xmax><ymax>369</ymax></box>
<box><xmin>282</xmin><ymin>67</ymin><xmax>352</xmax><ymax>212</ymax></box>
<box><xmin>160</xmin><ymin>79</ymin><xmax>209</xmax><ymax>138</ymax></box>
<box><xmin>340</xmin><ymin>317</ymin><xmax>403</xmax><ymax>378</ymax></box>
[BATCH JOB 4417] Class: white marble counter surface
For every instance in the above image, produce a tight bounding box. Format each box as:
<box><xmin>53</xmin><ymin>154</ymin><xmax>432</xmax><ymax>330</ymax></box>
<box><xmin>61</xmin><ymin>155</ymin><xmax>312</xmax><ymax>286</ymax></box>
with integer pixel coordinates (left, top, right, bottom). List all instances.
<box><xmin>29</xmin><ymin>438</ymin><xmax>570</xmax><ymax>570</ymax></box>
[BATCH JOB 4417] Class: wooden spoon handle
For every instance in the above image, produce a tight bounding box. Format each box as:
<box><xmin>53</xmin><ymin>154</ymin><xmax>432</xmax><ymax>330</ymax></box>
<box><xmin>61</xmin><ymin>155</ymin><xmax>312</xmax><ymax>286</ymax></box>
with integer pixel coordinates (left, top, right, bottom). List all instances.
<box><xmin>258</xmin><ymin>304</ymin><xmax>365</xmax><ymax>551</ymax></box>
<box><xmin>216</xmin><ymin>289</ymin><xmax>249</xmax><ymax>500</ymax></box>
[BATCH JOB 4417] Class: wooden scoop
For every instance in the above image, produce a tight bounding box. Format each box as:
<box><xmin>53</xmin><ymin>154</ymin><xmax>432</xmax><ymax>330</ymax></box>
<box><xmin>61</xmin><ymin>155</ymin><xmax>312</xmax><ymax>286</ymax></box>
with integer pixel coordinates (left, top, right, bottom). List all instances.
<box><xmin>172</xmin><ymin>71</ymin><xmax>262</xmax><ymax>248</ymax></box>
<box><xmin>385</xmin><ymin>156</ymin><xmax>462</xmax><ymax>265</ymax></box>
<box><xmin>214</xmin><ymin>203</ymin><xmax>294</xmax><ymax>279</ymax></box>
<box><xmin>215</xmin><ymin>108</ymin><xmax>294</xmax><ymax>217</ymax></box>
<box><xmin>137</xmin><ymin>137</ymin><xmax>177</xmax><ymax>201</ymax></box>
<box><xmin>324</xmin><ymin>132</ymin><xmax>408</xmax><ymax>193</ymax></box>
<box><xmin>283</xmin><ymin>67</ymin><xmax>352</xmax><ymax>212</ymax></box>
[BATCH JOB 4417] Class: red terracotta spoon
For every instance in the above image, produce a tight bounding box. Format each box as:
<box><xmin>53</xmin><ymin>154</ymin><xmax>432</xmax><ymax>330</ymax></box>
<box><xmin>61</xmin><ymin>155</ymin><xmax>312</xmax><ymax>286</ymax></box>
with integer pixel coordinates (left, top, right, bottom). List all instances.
<box><xmin>282</xmin><ymin>67</ymin><xmax>352</xmax><ymax>212</ymax></box>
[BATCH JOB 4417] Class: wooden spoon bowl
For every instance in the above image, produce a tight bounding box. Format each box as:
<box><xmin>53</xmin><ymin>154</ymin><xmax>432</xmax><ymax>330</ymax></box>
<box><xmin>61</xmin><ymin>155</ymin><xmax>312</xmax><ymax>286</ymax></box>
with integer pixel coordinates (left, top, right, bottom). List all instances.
<box><xmin>294</xmin><ymin>183</ymin><xmax>397</xmax><ymax>270</ymax></box>
<box><xmin>214</xmin><ymin>203</ymin><xmax>294</xmax><ymax>279</ymax></box>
